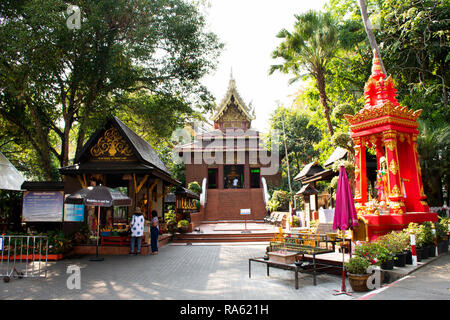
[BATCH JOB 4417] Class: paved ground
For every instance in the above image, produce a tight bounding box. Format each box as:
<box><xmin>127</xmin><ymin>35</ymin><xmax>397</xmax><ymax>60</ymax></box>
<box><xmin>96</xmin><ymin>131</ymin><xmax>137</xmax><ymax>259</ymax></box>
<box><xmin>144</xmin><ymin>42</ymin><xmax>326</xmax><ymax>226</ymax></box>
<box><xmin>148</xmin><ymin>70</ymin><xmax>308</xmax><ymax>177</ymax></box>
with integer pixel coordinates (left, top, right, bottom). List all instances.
<box><xmin>0</xmin><ymin>243</ymin><xmax>448</xmax><ymax>300</ymax></box>
<box><xmin>358</xmin><ymin>251</ymin><xmax>450</xmax><ymax>300</ymax></box>
<box><xmin>0</xmin><ymin>243</ymin><xmax>363</xmax><ymax>300</ymax></box>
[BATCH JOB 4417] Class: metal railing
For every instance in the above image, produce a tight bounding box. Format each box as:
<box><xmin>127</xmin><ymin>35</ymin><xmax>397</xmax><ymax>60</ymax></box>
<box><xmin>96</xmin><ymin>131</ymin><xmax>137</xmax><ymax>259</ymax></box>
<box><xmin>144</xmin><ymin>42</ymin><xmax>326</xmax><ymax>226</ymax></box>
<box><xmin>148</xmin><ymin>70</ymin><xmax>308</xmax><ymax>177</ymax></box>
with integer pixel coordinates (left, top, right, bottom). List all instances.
<box><xmin>0</xmin><ymin>235</ymin><xmax>48</xmax><ymax>282</ymax></box>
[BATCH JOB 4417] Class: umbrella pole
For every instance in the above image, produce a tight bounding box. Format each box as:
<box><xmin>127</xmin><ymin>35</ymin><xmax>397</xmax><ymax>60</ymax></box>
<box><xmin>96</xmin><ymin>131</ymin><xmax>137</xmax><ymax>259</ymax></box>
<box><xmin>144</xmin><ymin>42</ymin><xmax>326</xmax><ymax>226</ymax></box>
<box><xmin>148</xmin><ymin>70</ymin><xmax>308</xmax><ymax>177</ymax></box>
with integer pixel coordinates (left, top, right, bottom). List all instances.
<box><xmin>90</xmin><ymin>206</ymin><xmax>104</xmax><ymax>262</ymax></box>
<box><xmin>333</xmin><ymin>231</ymin><xmax>352</xmax><ymax>296</ymax></box>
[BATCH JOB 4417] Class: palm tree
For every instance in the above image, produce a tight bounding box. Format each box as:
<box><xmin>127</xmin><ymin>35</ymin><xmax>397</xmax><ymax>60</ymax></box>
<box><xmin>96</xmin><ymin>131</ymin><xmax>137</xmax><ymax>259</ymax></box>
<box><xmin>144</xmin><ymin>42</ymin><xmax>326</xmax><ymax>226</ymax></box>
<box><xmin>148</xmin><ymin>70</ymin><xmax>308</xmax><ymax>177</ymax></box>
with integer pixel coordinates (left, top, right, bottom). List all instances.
<box><xmin>270</xmin><ymin>10</ymin><xmax>338</xmax><ymax>137</ymax></box>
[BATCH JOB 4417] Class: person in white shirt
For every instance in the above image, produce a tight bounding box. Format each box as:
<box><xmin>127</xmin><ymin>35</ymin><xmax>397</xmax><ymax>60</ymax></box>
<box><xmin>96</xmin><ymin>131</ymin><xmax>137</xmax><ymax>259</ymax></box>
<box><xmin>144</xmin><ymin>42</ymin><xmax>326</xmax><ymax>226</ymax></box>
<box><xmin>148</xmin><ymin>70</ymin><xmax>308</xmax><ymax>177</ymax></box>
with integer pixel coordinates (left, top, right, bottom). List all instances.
<box><xmin>130</xmin><ymin>207</ymin><xmax>144</xmax><ymax>255</ymax></box>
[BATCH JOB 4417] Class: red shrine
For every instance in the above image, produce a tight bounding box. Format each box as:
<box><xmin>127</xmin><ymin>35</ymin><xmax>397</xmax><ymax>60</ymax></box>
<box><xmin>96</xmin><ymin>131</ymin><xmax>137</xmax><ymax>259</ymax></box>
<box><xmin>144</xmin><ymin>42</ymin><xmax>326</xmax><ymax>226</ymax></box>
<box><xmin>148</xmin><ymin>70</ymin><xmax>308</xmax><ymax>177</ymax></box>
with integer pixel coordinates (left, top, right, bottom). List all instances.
<box><xmin>344</xmin><ymin>50</ymin><xmax>438</xmax><ymax>241</ymax></box>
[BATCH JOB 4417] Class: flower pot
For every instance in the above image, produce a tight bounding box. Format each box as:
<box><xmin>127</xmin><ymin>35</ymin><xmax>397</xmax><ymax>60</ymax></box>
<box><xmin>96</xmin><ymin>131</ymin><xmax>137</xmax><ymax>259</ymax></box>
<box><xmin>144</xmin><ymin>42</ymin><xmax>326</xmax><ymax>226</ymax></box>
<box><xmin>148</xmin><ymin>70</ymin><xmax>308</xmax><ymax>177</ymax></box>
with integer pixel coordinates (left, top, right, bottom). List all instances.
<box><xmin>438</xmin><ymin>241</ymin><xmax>448</xmax><ymax>254</ymax></box>
<box><xmin>421</xmin><ymin>246</ymin><xmax>429</xmax><ymax>259</ymax></box>
<box><xmin>394</xmin><ymin>252</ymin><xmax>406</xmax><ymax>267</ymax></box>
<box><xmin>405</xmin><ymin>250</ymin><xmax>412</xmax><ymax>265</ymax></box>
<box><xmin>428</xmin><ymin>244</ymin><xmax>436</xmax><ymax>257</ymax></box>
<box><xmin>348</xmin><ymin>273</ymin><xmax>371</xmax><ymax>292</ymax></box>
<box><xmin>416</xmin><ymin>247</ymin><xmax>423</xmax><ymax>261</ymax></box>
<box><xmin>381</xmin><ymin>258</ymin><xmax>394</xmax><ymax>270</ymax></box>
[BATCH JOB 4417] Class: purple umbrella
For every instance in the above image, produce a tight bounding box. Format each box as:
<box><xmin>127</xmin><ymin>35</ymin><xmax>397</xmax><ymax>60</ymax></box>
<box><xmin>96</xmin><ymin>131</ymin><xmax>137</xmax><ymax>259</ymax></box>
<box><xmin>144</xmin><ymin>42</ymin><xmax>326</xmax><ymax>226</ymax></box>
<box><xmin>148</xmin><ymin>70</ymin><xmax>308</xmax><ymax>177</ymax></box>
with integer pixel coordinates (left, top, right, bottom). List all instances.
<box><xmin>333</xmin><ymin>166</ymin><xmax>358</xmax><ymax>295</ymax></box>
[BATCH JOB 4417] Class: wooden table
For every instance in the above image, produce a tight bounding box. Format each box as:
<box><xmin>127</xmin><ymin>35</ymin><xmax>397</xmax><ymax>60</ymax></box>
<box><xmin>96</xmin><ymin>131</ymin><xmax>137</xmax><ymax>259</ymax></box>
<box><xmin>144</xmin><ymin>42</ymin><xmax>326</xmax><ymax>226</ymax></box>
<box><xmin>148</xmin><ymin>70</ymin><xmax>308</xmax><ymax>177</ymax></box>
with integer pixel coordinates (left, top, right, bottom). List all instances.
<box><xmin>249</xmin><ymin>257</ymin><xmax>301</xmax><ymax>289</ymax></box>
<box><xmin>249</xmin><ymin>249</ymin><xmax>335</xmax><ymax>289</ymax></box>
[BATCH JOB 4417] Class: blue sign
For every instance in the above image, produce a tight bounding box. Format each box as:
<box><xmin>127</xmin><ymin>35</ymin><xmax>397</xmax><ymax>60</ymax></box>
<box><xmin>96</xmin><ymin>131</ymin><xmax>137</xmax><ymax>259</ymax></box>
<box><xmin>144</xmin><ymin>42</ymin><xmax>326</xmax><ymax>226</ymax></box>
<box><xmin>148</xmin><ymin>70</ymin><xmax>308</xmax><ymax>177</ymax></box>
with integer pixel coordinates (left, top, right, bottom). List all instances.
<box><xmin>240</xmin><ymin>209</ymin><xmax>251</xmax><ymax>215</ymax></box>
<box><xmin>0</xmin><ymin>237</ymin><xmax>3</xmax><ymax>251</ymax></box>
<box><xmin>22</xmin><ymin>191</ymin><xmax>64</xmax><ymax>222</ymax></box>
<box><xmin>64</xmin><ymin>204</ymin><xmax>85</xmax><ymax>222</ymax></box>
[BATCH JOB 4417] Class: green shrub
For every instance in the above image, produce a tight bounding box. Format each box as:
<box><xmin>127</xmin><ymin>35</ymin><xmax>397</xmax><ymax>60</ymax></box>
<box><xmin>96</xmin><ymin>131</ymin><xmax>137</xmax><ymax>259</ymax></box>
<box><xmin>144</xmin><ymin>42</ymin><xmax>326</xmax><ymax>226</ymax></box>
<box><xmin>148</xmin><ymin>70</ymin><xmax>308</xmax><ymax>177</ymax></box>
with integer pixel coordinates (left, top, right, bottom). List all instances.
<box><xmin>271</xmin><ymin>190</ymin><xmax>290</xmax><ymax>211</ymax></box>
<box><xmin>177</xmin><ymin>219</ymin><xmax>190</xmax><ymax>228</ymax></box>
<box><xmin>188</xmin><ymin>181</ymin><xmax>202</xmax><ymax>194</ymax></box>
<box><xmin>345</xmin><ymin>256</ymin><xmax>370</xmax><ymax>275</ymax></box>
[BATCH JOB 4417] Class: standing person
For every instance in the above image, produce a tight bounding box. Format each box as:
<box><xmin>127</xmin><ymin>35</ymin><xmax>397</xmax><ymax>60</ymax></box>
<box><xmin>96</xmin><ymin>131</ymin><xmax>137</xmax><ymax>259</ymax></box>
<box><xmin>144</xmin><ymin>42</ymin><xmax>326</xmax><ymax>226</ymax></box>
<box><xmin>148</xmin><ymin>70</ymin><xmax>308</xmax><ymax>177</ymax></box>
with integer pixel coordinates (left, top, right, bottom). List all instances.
<box><xmin>150</xmin><ymin>210</ymin><xmax>159</xmax><ymax>255</ymax></box>
<box><xmin>130</xmin><ymin>207</ymin><xmax>144</xmax><ymax>255</ymax></box>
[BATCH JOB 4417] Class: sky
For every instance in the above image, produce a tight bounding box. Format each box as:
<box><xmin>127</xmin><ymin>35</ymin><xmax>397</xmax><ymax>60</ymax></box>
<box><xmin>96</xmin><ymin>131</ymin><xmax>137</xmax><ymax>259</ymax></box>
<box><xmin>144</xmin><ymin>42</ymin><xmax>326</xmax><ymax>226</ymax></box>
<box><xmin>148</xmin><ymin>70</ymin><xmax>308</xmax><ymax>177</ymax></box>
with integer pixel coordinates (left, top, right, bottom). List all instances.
<box><xmin>200</xmin><ymin>0</ymin><xmax>329</xmax><ymax>132</ymax></box>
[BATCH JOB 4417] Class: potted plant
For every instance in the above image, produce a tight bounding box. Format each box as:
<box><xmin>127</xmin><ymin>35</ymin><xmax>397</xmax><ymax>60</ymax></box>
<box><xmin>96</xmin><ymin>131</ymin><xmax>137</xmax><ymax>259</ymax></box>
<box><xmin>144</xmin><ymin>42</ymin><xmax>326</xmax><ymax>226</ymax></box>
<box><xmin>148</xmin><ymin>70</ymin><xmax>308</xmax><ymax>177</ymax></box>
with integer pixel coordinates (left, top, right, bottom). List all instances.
<box><xmin>422</xmin><ymin>221</ymin><xmax>436</xmax><ymax>257</ymax></box>
<box><xmin>437</xmin><ymin>218</ymin><xmax>449</xmax><ymax>254</ymax></box>
<box><xmin>177</xmin><ymin>219</ymin><xmax>190</xmax><ymax>232</ymax></box>
<box><xmin>164</xmin><ymin>210</ymin><xmax>177</xmax><ymax>235</ymax></box>
<box><xmin>378</xmin><ymin>231</ymin><xmax>406</xmax><ymax>267</ymax></box>
<box><xmin>375</xmin><ymin>242</ymin><xmax>395</xmax><ymax>270</ymax></box>
<box><xmin>345</xmin><ymin>256</ymin><xmax>371</xmax><ymax>292</ymax></box>
<box><xmin>354</xmin><ymin>241</ymin><xmax>380</xmax><ymax>266</ymax></box>
<box><xmin>407</xmin><ymin>222</ymin><xmax>426</xmax><ymax>261</ymax></box>
<box><xmin>397</xmin><ymin>229</ymin><xmax>412</xmax><ymax>265</ymax></box>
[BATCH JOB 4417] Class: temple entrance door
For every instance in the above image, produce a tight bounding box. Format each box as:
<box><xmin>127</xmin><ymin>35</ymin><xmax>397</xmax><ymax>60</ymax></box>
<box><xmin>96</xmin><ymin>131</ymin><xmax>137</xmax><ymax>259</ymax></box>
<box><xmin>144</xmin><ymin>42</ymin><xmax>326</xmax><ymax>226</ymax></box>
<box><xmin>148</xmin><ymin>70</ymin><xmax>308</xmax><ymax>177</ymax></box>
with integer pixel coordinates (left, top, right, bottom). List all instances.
<box><xmin>224</xmin><ymin>165</ymin><xmax>244</xmax><ymax>189</ymax></box>
<box><xmin>208</xmin><ymin>168</ymin><xmax>218</xmax><ymax>189</ymax></box>
<box><xmin>250</xmin><ymin>168</ymin><xmax>260</xmax><ymax>188</ymax></box>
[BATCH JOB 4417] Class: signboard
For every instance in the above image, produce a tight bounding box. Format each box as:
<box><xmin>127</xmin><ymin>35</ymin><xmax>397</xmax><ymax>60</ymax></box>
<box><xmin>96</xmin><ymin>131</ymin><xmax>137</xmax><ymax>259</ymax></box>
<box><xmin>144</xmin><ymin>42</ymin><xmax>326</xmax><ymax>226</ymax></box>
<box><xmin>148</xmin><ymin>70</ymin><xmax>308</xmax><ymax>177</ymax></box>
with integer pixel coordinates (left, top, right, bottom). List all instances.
<box><xmin>64</xmin><ymin>204</ymin><xmax>85</xmax><ymax>222</ymax></box>
<box><xmin>22</xmin><ymin>191</ymin><xmax>64</xmax><ymax>222</ymax></box>
<box><xmin>0</xmin><ymin>236</ymin><xmax>3</xmax><ymax>251</ymax></box>
<box><xmin>240</xmin><ymin>209</ymin><xmax>251</xmax><ymax>215</ymax></box>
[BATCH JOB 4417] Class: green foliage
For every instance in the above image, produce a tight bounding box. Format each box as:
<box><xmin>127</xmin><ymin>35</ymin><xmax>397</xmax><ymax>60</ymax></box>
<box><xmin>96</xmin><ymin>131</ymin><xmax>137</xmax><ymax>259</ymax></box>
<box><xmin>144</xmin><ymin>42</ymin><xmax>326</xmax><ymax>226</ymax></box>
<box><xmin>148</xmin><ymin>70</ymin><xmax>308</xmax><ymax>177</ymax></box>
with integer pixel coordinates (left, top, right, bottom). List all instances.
<box><xmin>407</xmin><ymin>222</ymin><xmax>426</xmax><ymax>248</ymax></box>
<box><xmin>177</xmin><ymin>219</ymin><xmax>190</xmax><ymax>228</ymax></box>
<box><xmin>266</xmin><ymin>198</ymin><xmax>281</xmax><ymax>212</ymax></box>
<box><xmin>271</xmin><ymin>190</ymin><xmax>290</xmax><ymax>211</ymax></box>
<box><xmin>187</xmin><ymin>181</ymin><xmax>202</xmax><ymax>195</ymax></box>
<box><xmin>0</xmin><ymin>0</ymin><xmax>223</xmax><ymax>179</ymax></box>
<box><xmin>377</xmin><ymin>231</ymin><xmax>407</xmax><ymax>255</ymax></box>
<box><xmin>421</xmin><ymin>221</ymin><xmax>435</xmax><ymax>246</ymax></box>
<box><xmin>270</xmin><ymin>10</ymin><xmax>340</xmax><ymax>137</ymax></box>
<box><xmin>345</xmin><ymin>256</ymin><xmax>370</xmax><ymax>275</ymax></box>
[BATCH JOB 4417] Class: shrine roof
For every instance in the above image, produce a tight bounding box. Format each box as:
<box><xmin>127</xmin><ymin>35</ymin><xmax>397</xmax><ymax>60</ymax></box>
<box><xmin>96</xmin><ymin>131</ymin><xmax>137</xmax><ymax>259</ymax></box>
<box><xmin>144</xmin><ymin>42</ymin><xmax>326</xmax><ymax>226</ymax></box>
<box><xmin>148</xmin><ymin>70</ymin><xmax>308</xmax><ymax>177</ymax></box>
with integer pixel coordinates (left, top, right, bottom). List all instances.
<box><xmin>210</xmin><ymin>76</ymin><xmax>255</xmax><ymax>122</ymax></box>
<box><xmin>73</xmin><ymin>116</ymin><xmax>170</xmax><ymax>176</ymax></box>
<box><xmin>323</xmin><ymin>147</ymin><xmax>348</xmax><ymax>168</ymax></box>
<box><xmin>296</xmin><ymin>183</ymin><xmax>318</xmax><ymax>195</ymax></box>
<box><xmin>294</xmin><ymin>161</ymin><xmax>324</xmax><ymax>181</ymax></box>
<box><xmin>344</xmin><ymin>50</ymin><xmax>422</xmax><ymax>131</ymax></box>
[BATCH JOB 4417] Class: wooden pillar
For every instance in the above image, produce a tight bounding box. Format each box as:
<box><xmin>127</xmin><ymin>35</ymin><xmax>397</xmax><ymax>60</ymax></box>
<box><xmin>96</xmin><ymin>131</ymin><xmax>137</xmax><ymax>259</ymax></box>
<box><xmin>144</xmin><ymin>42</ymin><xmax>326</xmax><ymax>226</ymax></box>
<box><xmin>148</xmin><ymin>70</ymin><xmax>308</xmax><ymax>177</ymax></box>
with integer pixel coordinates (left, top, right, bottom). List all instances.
<box><xmin>383</xmin><ymin>130</ymin><xmax>406</xmax><ymax>214</ymax></box>
<box><xmin>218</xmin><ymin>164</ymin><xmax>224</xmax><ymax>189</ymax></box>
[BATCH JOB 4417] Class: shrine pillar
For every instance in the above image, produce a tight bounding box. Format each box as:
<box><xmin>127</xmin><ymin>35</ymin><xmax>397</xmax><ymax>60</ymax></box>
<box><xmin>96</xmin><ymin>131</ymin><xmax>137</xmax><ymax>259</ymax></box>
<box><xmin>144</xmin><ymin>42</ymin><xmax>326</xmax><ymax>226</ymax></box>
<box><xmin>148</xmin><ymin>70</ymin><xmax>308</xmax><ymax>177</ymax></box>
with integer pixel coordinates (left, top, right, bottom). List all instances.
<box><xmin>411</xmin><ymin>134</ymin><xmax>429</xmax><ymax>212</ymax></box>
<box><xmin>353</xmin><ymin>137</ymin><xmax>367</xmax><ymax>211</ymax></box>
<box><xmin>382</xmin><ymin>130</ymin><xmax>406</xmax><ymax>214</ymax></box>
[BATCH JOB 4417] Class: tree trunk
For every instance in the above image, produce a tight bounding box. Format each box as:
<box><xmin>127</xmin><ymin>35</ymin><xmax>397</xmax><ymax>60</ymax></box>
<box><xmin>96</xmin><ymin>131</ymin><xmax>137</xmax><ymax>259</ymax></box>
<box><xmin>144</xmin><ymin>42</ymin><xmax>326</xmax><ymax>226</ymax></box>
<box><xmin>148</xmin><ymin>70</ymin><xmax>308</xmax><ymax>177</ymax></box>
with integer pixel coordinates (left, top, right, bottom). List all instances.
<box><xmin>358</xmin><ymin>0</ymin><xmax>387</xmax><ymax>76</ymax></box>
<box><xmin>316</xmin><ymin>69</ymin><xmax>334</xmax><ymax>137</ymax></box>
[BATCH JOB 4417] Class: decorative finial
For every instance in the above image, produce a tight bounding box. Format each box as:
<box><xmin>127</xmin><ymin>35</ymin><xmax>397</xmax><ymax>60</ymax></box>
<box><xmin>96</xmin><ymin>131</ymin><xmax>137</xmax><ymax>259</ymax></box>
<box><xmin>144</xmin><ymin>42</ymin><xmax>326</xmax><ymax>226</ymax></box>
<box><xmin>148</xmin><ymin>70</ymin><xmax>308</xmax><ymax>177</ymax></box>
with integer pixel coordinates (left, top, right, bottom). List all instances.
<box><xmin>371</xmin><ymin>49</ymin><xmax>384</xmax><ymax>80</ymax></box>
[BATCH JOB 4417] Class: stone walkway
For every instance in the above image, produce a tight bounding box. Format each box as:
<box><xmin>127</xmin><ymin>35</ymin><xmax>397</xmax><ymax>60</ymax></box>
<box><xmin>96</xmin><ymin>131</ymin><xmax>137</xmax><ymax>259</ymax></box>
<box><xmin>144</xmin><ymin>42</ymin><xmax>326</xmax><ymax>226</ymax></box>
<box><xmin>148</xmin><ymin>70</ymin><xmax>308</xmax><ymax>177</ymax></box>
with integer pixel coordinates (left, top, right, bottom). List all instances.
<box><xmin>0</xmin><ymin>243</ymin><xmax>364</xmax><ymax>300</ymax></box>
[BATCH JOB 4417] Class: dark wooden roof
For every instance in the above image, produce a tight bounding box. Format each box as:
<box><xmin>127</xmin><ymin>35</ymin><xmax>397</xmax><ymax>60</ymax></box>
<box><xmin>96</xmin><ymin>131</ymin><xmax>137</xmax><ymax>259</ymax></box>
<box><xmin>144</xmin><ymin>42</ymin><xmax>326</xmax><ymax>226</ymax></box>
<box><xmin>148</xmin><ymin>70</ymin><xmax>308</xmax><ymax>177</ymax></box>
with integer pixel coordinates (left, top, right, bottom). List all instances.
<box><xmin>21</xmin><ymin>181</ymin><xmax>65</xmax><ymax>191</ymax></box>
<box><xmin>73</xmin><ymin>117</ymin><xmax>170</xmax><ymax>175</ymax></box>
<box><xmin>323</xmin><ymin>147</ymin><xmax>348</xmax><ymax>168</ymax></box>
<box><xmin>59</xmin><ymin>117</ymin><xmax>180</xmax><ymax>185</ymax></box>
<box><xmin>296</xmin><ymin>183</ymin><xmax>318</xmax><ymax>195</ymax></box>
<box><xmin>293</xmin><ymin>161</ymin><xmax>325</xmax><ymax>182</ymax></box>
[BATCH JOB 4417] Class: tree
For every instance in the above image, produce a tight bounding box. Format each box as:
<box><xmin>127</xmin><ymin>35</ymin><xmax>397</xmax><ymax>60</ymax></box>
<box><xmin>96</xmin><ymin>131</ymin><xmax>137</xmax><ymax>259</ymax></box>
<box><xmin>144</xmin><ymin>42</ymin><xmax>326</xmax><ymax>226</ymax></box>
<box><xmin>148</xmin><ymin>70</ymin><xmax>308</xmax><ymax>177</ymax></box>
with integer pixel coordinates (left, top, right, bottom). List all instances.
<box><xmin>270</xmin><ymin>10</ymin><xmax>340</xmax><ymax>137</ymax></box>
<box><xmin>0</xmin><ymin>0</ymin><xmax>223</xmax><ymax>180</ymax></box>
<box><xmin>265</xmin><ymin>105</ymin><xmax>321</xmax><ymax>194</ymax></box>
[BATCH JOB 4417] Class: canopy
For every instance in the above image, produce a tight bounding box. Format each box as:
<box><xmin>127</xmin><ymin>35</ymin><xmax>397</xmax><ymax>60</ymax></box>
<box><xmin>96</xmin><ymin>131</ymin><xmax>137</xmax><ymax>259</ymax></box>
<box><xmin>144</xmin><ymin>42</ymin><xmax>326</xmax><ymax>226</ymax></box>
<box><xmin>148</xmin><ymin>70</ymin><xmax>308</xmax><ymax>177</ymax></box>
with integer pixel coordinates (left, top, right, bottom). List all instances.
<box><xmin>65</xmin><ymin>185</ymin><xmax>132</xmax><ymax>207</ymax></box>
<box><xmin>0</xmin><ymin>152</ymin><xmax>25</xmax><ymax>191</ymax></box>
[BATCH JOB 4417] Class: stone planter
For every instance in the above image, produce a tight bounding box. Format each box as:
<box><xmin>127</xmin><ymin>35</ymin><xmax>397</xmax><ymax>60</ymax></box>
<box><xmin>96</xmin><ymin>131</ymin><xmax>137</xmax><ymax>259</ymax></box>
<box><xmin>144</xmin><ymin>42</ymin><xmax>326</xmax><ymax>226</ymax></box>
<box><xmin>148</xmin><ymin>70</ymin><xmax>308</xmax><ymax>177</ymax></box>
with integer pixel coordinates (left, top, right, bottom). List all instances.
<box><xmin>394</xmin><ymin>252</ymin><xmax>406</xmax><ymax>267</ymax></box>
<box><xmin>348</xmin><ymin>273</ymin><xmax>371</xmax><ymax>292</ymax></box>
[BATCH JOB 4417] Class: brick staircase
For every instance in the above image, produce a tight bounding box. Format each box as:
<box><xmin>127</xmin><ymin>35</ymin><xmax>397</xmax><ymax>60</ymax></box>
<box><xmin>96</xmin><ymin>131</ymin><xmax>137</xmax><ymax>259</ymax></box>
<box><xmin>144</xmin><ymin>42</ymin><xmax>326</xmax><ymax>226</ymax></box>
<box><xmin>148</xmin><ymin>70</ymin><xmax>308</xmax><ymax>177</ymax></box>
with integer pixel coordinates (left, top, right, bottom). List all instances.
<box><xmin>172</xmin><ymin>232</ymin><xmax>275</xmax><ymax>243</ymax></box>
<box><xmin>203</xmin><ymin>188</ymin><xmax>267</xmax><ymax>222</ymax></box>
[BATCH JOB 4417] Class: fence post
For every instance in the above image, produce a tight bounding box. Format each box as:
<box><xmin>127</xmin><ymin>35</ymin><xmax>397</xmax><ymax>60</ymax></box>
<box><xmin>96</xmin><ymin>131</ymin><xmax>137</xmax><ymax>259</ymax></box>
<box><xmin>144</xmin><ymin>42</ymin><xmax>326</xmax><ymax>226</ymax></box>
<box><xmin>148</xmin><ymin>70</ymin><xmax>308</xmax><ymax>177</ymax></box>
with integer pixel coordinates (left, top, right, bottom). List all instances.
<box><xmin>410</xmin><ymin>233</ymin><xmax>417</xmax><ymax>266</ymax></box>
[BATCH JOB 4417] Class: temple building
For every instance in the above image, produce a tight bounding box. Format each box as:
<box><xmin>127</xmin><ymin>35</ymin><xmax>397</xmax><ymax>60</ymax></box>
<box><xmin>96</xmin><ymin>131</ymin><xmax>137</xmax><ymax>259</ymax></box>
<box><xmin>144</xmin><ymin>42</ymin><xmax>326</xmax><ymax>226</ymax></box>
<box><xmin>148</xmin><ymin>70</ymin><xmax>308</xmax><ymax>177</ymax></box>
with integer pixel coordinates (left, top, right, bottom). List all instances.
<box><xmin>177</xmin><ymin>76</ymin><xmax>281</xmax><ymax>223</ymax></box>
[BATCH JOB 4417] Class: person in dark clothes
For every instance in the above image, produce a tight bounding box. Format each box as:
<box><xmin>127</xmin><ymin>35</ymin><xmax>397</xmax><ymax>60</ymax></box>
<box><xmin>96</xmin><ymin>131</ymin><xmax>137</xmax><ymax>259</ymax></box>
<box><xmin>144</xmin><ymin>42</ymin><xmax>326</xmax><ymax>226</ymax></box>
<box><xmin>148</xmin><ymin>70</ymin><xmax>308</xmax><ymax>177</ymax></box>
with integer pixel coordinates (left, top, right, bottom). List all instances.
<box><xmin>150</xmin><ymin>210</ymin><xmax>159</xmax><ymax>255</ymax></box>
